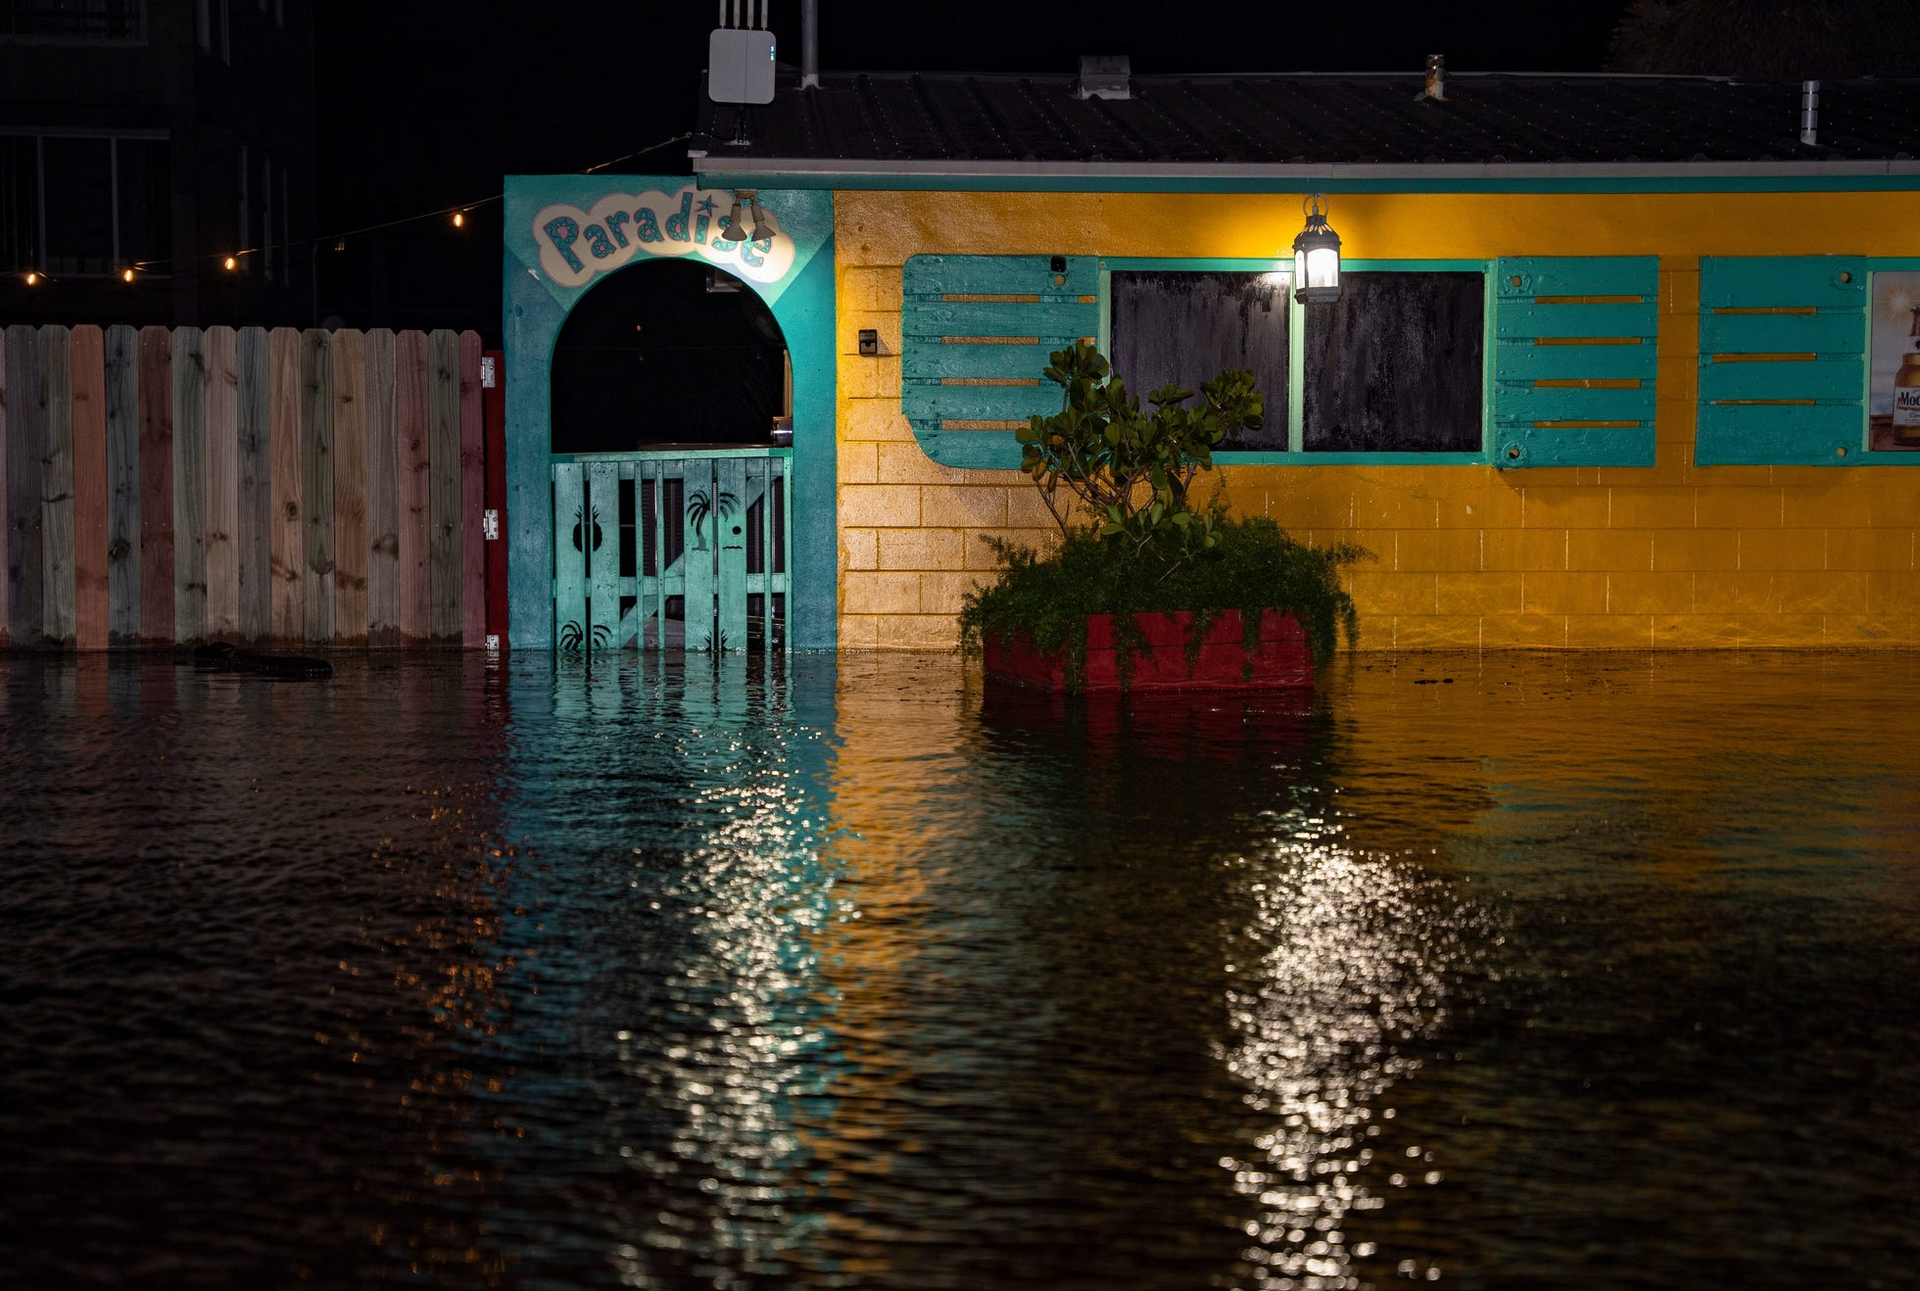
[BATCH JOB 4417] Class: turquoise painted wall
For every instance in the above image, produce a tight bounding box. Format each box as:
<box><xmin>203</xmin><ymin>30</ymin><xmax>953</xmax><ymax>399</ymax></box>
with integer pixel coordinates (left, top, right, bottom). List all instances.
<box><xmin>503</xmin><ymin>176</ymin><xmax>837</xmax><ymax>649</ymax></box>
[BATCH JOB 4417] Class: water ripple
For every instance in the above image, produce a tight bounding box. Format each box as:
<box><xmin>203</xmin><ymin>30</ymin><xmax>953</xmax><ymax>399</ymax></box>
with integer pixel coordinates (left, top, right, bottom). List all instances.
<box><xmin>2</xmin><ymin>650</ymin><xmax>1917</xmax><ymax>1288</ymax></box>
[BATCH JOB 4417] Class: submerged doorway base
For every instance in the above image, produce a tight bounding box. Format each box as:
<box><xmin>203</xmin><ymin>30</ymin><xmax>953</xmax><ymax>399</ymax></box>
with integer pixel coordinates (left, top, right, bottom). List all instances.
<box><xmin>551</xmin><ymin>448</ymin><xmax>791</xmax><ymax>654</ymax></box>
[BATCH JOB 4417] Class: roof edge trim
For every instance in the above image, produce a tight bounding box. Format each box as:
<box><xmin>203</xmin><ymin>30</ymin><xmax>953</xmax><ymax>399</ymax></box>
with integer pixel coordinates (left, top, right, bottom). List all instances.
<box><xmin>691</xmin><ymin>155</ymin><xmax>1920</xmax><ymax>182</ymax></box>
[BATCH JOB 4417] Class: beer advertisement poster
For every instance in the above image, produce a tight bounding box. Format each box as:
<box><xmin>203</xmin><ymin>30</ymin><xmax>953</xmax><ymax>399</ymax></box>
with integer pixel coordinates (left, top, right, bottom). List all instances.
<box><xmin>1870</xmin><ymin>270</ymin><xmax>1920</xmax><ymax>452</ymax></box>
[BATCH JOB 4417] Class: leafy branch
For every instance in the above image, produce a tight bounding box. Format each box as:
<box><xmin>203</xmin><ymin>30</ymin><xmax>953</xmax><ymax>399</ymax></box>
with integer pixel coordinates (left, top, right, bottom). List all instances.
<box><xmin>1015</xmin><ymin>342</ymin><xmax>1263</xmax><ymax>575</ymax></box>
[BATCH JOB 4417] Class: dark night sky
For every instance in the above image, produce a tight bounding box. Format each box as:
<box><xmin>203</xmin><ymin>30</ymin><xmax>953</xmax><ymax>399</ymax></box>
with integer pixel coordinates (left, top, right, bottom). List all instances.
<box><xmin>313</xmin><ymin>1</ymin><xmax>1630</xmax><ymax>339</ymax></box>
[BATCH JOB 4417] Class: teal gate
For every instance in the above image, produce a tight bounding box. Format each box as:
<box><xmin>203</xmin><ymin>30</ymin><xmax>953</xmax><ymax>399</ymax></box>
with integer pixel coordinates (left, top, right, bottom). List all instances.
<box><xmin>551</xmin><ymin>449</ymin><xmax>791</xmax><ymax>653</ymax></box>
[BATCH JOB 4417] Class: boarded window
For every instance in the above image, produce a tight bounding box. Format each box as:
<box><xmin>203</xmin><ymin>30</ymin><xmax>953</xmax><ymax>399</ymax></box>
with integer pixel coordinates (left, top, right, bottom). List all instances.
<box><xmin>1110</xmin><ymin>271</ymin><xmax>1290</xmax><ymax>451</ymax></box>
<box><xmin>1303</xmin><ymin>271</ymin><xmax>1484</xmax><ymax>452</ymax></box>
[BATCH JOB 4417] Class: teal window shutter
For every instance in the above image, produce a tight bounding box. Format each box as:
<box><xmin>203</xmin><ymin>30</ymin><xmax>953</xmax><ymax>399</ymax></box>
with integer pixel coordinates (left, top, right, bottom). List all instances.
<box><xmin>1697</xmin><ymin>256</ymin><xmax>1867</xmax><ymax>466</ymax></box>
<box><xmin>901</xmin><ymin>255</ymin><xmax>1099</xmax><ymax>469</ymax></box>
<box><xmin>1491</xmin><ymin>256</ymin><xmax>1660</xmax><ymax>468</ymax></box>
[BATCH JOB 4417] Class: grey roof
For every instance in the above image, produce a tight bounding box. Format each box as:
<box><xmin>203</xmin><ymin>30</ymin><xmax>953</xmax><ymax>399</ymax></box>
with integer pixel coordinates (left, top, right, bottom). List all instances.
<box><xmin>690</xmin><ymin>70</ymin><xmax>1920</xmax><ymax>179</ymax></box>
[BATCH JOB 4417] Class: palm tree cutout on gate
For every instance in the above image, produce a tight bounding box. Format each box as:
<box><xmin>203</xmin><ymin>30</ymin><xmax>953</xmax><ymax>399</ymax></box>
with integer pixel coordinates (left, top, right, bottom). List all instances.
<box><xmin>557</xmin><ymin>619</ymin><xmax>612</xmax><ymax>652</ymax></box>
<box><xmin>683</xmin><ymin>486</ymin><xmax>737</xmax><ymax>552</ymax></box>
<box><xmin>570</xmin><ymin>504</ymin><xmax>603</xmax><ymax>553</ymax></box>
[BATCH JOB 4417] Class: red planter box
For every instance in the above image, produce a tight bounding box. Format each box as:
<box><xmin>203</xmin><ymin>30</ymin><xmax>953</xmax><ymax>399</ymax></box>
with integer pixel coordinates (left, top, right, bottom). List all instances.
<box><xmin>983</xmin><ymin>609</ymin><xmax>1312</xmax><ymax>693</ymax></box>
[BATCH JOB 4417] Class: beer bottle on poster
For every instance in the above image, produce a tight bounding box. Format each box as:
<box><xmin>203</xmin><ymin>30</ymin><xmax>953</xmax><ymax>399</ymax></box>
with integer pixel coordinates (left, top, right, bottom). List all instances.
<box><xmin>1895</xmin><ymin>304</ymin><xmax>1920</xmax><ymax>446</ymax></box>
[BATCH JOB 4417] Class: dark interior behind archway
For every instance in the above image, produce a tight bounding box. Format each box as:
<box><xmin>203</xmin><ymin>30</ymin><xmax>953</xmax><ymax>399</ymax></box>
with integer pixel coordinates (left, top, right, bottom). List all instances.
<box><xmin>551</xmin><ymin>259</ymin><xmax>788</xmax><ymax>453</ymax></box>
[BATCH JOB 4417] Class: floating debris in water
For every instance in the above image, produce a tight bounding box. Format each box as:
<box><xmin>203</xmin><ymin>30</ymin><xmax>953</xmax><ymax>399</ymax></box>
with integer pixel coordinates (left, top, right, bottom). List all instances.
<box><xmin>185</xmin><ymin>641</ymin><xmax>333</xmax><ymax>679</ymax></box>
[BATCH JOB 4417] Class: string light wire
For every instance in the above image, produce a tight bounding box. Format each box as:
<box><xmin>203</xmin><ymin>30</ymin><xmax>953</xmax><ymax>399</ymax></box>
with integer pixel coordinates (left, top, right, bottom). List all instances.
<box><xmin>112</xmin><ymin>132</ymin><xmax>693</xmax><ymax>278</ymax></box>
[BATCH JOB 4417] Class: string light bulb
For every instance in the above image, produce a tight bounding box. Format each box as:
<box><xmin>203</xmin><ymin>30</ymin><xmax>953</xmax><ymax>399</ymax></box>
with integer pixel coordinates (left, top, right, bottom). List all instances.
<box><xmin>122</xmin><ymin>267</ymin><xmax>135</xmax><ymax>283</ymax></box>
<box><xmin>224</xmin><ymin>255</ymin><xmax>237</xmax><ymax>271</ymax></box>
<box><xmin>453</xmin><ymin>210</ymin><xmax>465</xmax><ymax>228</ymax></box>
<box><xmin>25</xmin><ymin>270</ymin><xmax>39</xmax><ymax>285</ymax></box>
<box><xmin>334</xmin><ymin>238</ymin><xmax>346</xmax><ymax>252</ymax></box>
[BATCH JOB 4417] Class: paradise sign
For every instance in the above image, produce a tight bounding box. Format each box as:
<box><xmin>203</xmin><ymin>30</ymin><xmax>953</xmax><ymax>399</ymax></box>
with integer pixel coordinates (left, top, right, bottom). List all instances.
<box><xmin>532</xmin><ymin>183</ymin><xmax>795</xmax><ymax>289</ymax></box>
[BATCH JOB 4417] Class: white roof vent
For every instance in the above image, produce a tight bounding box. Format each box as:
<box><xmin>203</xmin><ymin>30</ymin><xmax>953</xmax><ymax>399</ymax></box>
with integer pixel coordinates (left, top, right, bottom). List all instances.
<box><xmin>1076</xmin><ymin>55</ymin><xmax>1131</xmax><ymax>101</ymax></box>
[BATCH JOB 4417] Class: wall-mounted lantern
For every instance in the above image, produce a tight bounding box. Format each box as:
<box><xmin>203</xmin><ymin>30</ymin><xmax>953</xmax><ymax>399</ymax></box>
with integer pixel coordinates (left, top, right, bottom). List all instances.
<box><xmin>1292</xmin><ymin>194</ymin><xmax>1342</xmax><ymax>304</ymax></box>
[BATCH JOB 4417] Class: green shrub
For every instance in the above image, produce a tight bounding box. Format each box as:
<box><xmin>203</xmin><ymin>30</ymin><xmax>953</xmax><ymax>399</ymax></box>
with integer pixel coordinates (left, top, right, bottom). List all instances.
<box><xmin>960</xmin><ymin>342</ymin><xmax>1365</xmax><ymax>691</ymax></box>
<box><xmin>1015</xmin><ymin>340</ymin><xmax>1262</xmax><ymax>565</ymax></box>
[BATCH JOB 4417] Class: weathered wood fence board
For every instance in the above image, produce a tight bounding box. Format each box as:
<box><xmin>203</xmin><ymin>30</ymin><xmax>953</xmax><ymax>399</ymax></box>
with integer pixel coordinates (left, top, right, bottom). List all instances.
<box><xmin>331</xmin><ymin>329</ymin><xmax>368</xmax><ymax>646</ymax></box>
<box><xmin>268</xmin><ymin>327</ymin><xmax>304</xmax><ymax>643</ymax></box>
<box><xmin>364</xmin><ymin>329</ymin><xmax>399</xmax><ymax>648</ymax></box>
<box><xmin>105</xmin><ymin>325</ymin><xmax>141</xmax><ymax>644</ymax></box>
<box><xmin>137</xmin><ymin>325</ymin><xmax>174</xmax><ymax>645</ymax></box>
<box><xmin>172</xmin><ymin>326</ymin><xmax>208</xmax><ymax>643</ymax></box>
<box><xmin>0</xmin><ymin>323</ymin><xmax>488</xmax><ymax>651</ymax></box>
<box><xmin>0</xmin><ymin>327</ymin><xmax>8</xmax><ymax>648</ymax></box>
<box><xmin>236</xmin><ymin>328</ymin><xmax>271</xmax><ymax>643</ymax></box>
<box><xmin>428</xmin><ymin>330</ymin><xmax>462</xmax><ymax>644</ymax></box>
<box><xmin>204</xmin><ymin>327</ymin><xmax>240</xmax><ymax>641</ymax></box>
<box><xmin>396</xmin><ymin>331</ymin><xmax>431</xmax><ymax>646</ymax></box>
<box><xmin>6</xmin><ymin>326</ymin><xmax>44</xmax><ymax>646</ymax></box>
<box><xmin>71</xmin><ymin>326</ymin><xmax>109</xmax><ymax>651</ymax></box>
<box><xmin>42</xmin><ymin>326</ymin><xmax>75</xmax><ymax>647</ymax></box>
<box><xmin>300</xmin><ymin>329</ymin><xmax>335</xmax><ymax>645</ymax></box>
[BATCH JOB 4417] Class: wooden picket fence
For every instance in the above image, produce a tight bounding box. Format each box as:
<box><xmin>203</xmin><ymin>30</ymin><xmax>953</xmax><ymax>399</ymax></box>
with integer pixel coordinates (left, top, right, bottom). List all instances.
<box><xmin>1</xmin><ymin>324</ymin><xmax>491</xmax><ymax>650</ymax></box>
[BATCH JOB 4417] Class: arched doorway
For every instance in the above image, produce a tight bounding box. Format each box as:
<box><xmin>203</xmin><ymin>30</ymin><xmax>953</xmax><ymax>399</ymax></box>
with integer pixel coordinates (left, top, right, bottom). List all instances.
<box><xmin>548</xmin><ymin>260</ymin><xmax>791</xmax><ymax>653</ymax></box>
<box><xmin>550</xmin><ymin>259</ymin><xmax>791</xmax><ymax>453</ymax></box>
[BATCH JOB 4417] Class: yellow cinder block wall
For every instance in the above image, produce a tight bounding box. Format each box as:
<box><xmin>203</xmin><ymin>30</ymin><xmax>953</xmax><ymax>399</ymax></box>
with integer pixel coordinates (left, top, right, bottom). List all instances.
<box><xmin>834</xmin><ymin>190</ymin><xmax>1920</xmax><ymax>650</ymax></box>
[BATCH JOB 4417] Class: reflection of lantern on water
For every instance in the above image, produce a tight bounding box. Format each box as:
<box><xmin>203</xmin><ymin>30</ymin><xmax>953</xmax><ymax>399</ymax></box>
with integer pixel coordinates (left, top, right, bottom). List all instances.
<box><xmin>1216</xmin><ymin>831</ymin><xmax>1485</xmax><ymax>1288</ymax></box>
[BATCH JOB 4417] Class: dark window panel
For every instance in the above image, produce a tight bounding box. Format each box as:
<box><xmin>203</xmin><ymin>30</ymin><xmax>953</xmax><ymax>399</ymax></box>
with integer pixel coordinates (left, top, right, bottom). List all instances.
<box><xmin>1303</xmin><ymin>272</ymin><xmax>1485</xmax><ymax>453</ymax></box>
<box><xmin>116</xmin><ymin>137</ymin><xmax>168</xmax><ymax>269</ymax></box>
<box><xmin>41</xmin><ymin>135</ymin><xmax>113</xmax><ymax>276</ymax></box>
<box><xmin>1110</xmin><ymin>270</ymin><xmax>1290</xmax><ymax>451</ymax></box>
<box><xmin>1</xmin><ymin>0</ymin><xmax>143</xmax><ymax>39</ymax></box>
<box><xmin>0</xmin><ymin>136</ymin><xmax>37</xmax><ymax>272</ymax></box>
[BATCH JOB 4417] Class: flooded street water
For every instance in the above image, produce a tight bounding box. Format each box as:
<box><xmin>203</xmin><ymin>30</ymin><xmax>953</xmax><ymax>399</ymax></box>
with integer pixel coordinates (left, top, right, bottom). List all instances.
<box><xmin>3</xmin><ymin>649</ymin><xmax>1917</xmax><ymax>1289</ymax></box>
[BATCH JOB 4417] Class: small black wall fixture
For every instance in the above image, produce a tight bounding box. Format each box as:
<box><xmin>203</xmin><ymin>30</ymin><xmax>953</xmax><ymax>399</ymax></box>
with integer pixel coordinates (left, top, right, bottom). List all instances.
<box><xmin>858</xmin><ymin>328</ymin><xmax>880</xmax><ymax>356</ymax></box>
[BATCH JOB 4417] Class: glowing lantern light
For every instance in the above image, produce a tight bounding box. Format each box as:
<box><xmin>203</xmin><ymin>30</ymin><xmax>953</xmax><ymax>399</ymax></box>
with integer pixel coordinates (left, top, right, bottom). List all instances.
<box><xmin>1291</xmin><ymin>195</ymin><xmax>1342</xmax><ymax>304</ymax></box>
